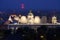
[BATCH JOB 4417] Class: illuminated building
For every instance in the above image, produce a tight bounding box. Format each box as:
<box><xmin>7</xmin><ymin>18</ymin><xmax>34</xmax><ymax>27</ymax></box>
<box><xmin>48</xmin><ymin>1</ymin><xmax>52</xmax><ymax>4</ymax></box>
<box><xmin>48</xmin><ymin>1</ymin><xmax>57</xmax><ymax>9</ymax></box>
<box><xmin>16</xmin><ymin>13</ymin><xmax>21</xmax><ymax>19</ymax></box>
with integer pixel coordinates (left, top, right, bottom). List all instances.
<box><xmin>8</xmin><ymin>16</ymin><xmax>13</xmax><ymax>22</ymax></box>
<box><xmin>27</xmin><ymin>10</ymin><xmax>34</xmax><ymax>24</ymax></box>
<box><xmin>20</xmin><ymin>16</ymin><xmax>27</xmax><ymax>24</ymax></box>
<box><xmin>34</xmin><ymin>16</ymin><xmax>41</xmax><ymax>24</ymax></box>
<box><xmin>52</xmin><ymin>16</ymin><xmax>57</xmax><ymax>24</ymax></box>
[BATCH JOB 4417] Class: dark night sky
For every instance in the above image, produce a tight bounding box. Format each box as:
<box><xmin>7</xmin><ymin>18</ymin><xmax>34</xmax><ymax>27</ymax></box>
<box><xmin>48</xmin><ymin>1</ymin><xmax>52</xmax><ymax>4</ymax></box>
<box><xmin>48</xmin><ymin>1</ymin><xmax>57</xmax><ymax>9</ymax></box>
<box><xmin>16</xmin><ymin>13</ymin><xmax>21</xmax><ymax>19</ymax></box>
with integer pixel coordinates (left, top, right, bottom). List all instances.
<box><xmin>0</xmin><ymin>0</ymin><xmax>60</xmax><ymax>11</ymax></box>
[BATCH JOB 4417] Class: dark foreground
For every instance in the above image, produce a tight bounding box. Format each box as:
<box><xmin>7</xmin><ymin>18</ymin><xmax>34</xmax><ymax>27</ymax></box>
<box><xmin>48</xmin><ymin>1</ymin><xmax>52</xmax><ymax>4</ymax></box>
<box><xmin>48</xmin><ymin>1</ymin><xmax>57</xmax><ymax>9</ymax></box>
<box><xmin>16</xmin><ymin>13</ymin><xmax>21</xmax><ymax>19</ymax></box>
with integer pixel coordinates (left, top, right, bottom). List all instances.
<box><xmin>0</xmin><ymin>25</ymin><xmax>59</xmax><ymax>40</ymax></box>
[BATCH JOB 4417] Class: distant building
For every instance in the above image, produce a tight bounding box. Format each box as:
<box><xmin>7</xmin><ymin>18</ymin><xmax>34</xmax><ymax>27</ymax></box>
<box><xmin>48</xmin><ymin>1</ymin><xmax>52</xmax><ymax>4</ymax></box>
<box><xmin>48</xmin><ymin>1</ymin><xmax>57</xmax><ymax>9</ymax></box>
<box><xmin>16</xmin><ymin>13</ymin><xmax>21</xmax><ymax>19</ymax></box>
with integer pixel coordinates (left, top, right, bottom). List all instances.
<box><xmin>20</xmin><ymin>16</ymin><xmax>27</xmax><ymax>24</ymax></box>
<box><xmin>52</xmin><ymin>16</ymin><xmax>57</xmax><ymax>24</ymax></box>
<box><xmin>41</xmin><ymin>16</ymin><xmax>47</xmax><ymax>23</ymax></box>
<box><xmin>27</xmin><ymin>10</ymin><xmax>34</xmax><ymax>24</ymax></box>
<box><xmin>34</xmin><ymin>16</ymin><xmax>41</xmax><ymax>24</ymax></box>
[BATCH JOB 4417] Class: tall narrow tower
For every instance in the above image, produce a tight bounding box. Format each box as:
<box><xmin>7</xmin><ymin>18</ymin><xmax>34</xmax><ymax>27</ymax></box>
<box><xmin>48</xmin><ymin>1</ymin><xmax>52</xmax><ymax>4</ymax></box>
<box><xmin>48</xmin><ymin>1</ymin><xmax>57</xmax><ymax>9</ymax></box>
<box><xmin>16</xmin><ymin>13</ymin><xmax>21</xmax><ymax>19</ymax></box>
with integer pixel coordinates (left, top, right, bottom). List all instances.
<box><xmin>21</xmin><ymin>3</ymin><xmax>25</xmax><ymax>9</ymax></box>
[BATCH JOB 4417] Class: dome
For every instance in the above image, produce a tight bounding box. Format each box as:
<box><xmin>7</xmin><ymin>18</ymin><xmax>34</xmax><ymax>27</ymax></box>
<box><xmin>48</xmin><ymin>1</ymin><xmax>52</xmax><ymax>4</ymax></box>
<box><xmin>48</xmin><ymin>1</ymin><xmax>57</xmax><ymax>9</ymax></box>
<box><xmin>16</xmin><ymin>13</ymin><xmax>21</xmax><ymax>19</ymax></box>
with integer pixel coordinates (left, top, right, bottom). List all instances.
<box><xmin>20</xmin><ymin>16</ymin><xmax>27</xmax><ymax>24</ymax></box>
<box><xmin>34</xmin><ymin>16</ymin><xmax>41</xmax><ymax>24</ymax></box>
